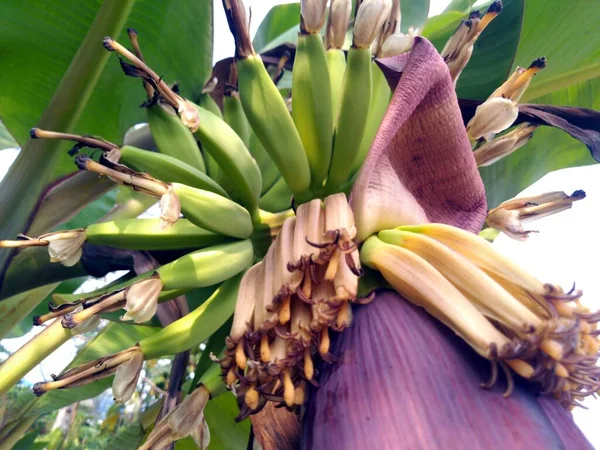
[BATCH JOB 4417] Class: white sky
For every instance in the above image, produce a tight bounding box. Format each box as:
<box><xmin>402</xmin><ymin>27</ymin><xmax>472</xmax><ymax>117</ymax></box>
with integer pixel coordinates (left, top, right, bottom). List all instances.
<box><xmin>2</xmin><ymin>0</ymin><xmax>600</xmax><ymax>447</ymax></box>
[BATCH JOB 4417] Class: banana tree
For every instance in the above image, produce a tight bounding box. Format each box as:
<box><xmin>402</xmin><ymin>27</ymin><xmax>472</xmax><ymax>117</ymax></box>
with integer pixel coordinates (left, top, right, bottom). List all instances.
<box><xmin>1</xmin><ymin>0</ymin><xmax>600</xmax><ymax>449</ymax></box>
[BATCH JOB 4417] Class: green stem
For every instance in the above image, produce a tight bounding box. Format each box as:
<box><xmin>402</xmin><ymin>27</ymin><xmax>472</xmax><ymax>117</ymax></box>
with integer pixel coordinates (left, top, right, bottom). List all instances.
<box><xmin>0</xmin><ymin>283</ymin><xmax>59</xmax><ymax>340</ymax></box>
<box><xmin>189</xmin><ymin>321</ymin><xmax>230</xmax><ymax>394</ymax></box>
<box><xmin>0</xmin><ymin>319</ymin><xmax>73</xmax><ymax>396</ymax></box>
<box><xmin>0</xmin><ymin>0</ymin><xmax>135</xmax><ymax>283</ymax></box>
<box><xmin>201</xmin><ymin>363</ymin><xmax>226</xmax><ymax>397</ymax></box>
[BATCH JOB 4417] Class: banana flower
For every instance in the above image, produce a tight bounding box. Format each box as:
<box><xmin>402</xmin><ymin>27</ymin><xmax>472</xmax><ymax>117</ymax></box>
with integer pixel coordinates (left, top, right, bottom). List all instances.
<box><xmin>242</xmin><ymin>37</ymin><xmax>599</xmax><ymax>448</ymax></box>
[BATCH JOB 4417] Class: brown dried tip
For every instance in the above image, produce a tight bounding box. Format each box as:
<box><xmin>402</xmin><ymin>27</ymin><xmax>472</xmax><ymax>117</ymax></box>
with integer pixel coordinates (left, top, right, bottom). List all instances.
<box><xmin>529</xmin><ymin>57</ymin><xmax>547</xmax><ymax>70</ymax></box>
<box><xmin>440</xmin><ymin>2</ymin><xmax>502</xmax><ymax>82</ymax></box>
<box><xmin>222</xmin><ymin>0</ymin><xmax>255</xmax><ymax>58</ymax></box>
<box><xmin>103</xmin><ymin>36</ymin><xmax>116</xmax><ymax>51</ymax></box>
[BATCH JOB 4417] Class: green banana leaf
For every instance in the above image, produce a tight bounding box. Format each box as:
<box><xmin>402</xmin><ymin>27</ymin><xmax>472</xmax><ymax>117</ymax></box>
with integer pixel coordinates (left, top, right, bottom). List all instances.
<box><xmin>0</xmin><ymin>0</ymin><xmax>212</xmax><ymax>163</ymax></box>
<box><xmin>0</xmin><ymin>285</ymin><xmax>58</xmax><ymax>340</ymax></box>
<box><xmin>424</xmin><ymin>0</ymin><xmax>524</xmax><ymax>100</ymax></box>
<box><xmin>0</xmin><ymin>0</ymin><xmax>213</xmax><ymax>281</ymax></box>
<box><xmin>516</xmin><ymin>0</ymin><xmax>600</xmax><ymax>101</ymax></box>
<box><xmin>475</xmin><ymin>0</ymin><xmax>600</xmax><ymax>206</ymax></box>
<box><xmin>0</xmin><ymin>0</ymin><xmax>134</xmax><ymax>285</ymax></box>
<box><xmin>0</xmin><ymin>120</ymin><xmax>18</xmax><ymax>150</ymax></box>
<box><xmin>52</xmin><ymin>188</ymin><xmax>118</xmax><ymax>232</ymax></box>
<box><xmin>105</xmin><ymin>422</ymin><xmax>147</xmax><ymax>450</ymax></box>
<box><xmin>203</xmin><ymin>393</ymin><xmax>251</xmax><ymax>449</ymax></box>
<box><xmin>12</xmin><ymin>429</ymin><xmax>45</xmax><ymax>450</ymax></box>
<box><xmin>253</xmin><ymin>3</ymin><xmax>301</xmax><ymax>53</ymax></box>
<box><xmin>1</xmin><ymin>278</ymin><xmax>87</xmax><ymax>340</ymax></box>
<box><xmin>443</xmin><ymin>0</ymin><xmax>477</xmax><ymax>14</ymax></box>
<box><xmin>400</xmin><ymin>0</ymin><xmax>430</xmax><ymax>33</ymax></box>
<box><xmin>0</xmin><ymin>247</ymin><xmax>88</xmax><ymax>301</ymax></box>
<box><xmin>480</xmin><ymin>77</ymin><xmax>600</xmax><ymax>208</ymax></box>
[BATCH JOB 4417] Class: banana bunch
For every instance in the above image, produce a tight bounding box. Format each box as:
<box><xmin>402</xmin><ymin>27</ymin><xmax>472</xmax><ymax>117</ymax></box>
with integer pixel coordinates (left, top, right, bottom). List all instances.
<box><xmin>4</xmin><ymin>1</ymin><xmax>584</xmax><ymax>448</ymax></box>
<box><xmin>0</xmin><ymin>0</ymin><xmax>415</xmax><ymax>415</ymax></box>
<box><xmin>220</xmin><ymin>0</ymin><xmax>411</xmax><ymax>201</ymax></box>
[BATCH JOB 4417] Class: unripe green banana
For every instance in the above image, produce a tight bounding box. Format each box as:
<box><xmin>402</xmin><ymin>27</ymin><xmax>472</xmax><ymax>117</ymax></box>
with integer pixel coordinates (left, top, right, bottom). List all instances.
<box><xmin>258</xmin><ymin>177</ymin><xmax>293</xmax><ymax>213</ymax></box>
<box><xmin>194</xmin><ymin>98</ymin><xmax>230</xmax><ymax>195</ymax></box>
<box><xmin>190</xmin><ymin>105</ymin><xmax>262</xmax><ymax>219</ymax></box>
<box><xmin>198</xmin><ymin>92</ymin><xmax>223</xmax><ymax>118</ymax></box>
<box><xmin>237</xmin><ymin>54</ymin><xmax>312</xmax><ymax>201</ymax></box>
<box><xmin>52</xmin><ymin>273</ymin><xmax>185</xmax><ymax>306</ymax></box>
<box><xmin>157</xmin><ymin>240</ymin><xmax>254</xmax><ymax>291</ymax></box>
<box><xmin>352</xmin><ymin>62</ymin><xmax>391</xmax><ymax>174</ymax></box>
<box><xmin>197</xmin><ymin>93</ymin><xmax>223</xmax><ymax>181</ymax></box>
<box><xmin>118</xmin><ymin>145</ymin><xmax>228</xmax><ymax>197</ymax></box>
<box><xmin>325</xmin><ymin>47</ymin><xmax>372</xmax><ymax>194</ymax></box>
<box><xmin>249</xmin><ymin>132</ymin><xmax>279</xmax><ymax>195</ymax></box>
<box><xmin>140</xmin><ymin>273</ymin><xmax>242</xmax><ymax>359</ymax></box>
<box><xmin>292</xmin><ymin>32</ymin><xmax>334</xmax><ymax>193</ymax></box>
<box><xmin>327</xmin><ymin>48</ymin><xmax>347</xmax><ymax>124</ymax></box>
<box><xmin>85</xmin><ymin>218</ymin><xmax>231</xmax><ymax>250</ymax></box>
<box><xmin>223</xmin><ymin>92</ymin><xmax>251</xmax><ymax>148</ymax></box>
<box><xmin>172</xmin><ymin>183</ymin><xmax>253</xmax><ymax>239</ymax></box>
<box><xmin>146</xmin><ymin>102</ymin><xmax>206</xmax><ymax>173</ymax></box>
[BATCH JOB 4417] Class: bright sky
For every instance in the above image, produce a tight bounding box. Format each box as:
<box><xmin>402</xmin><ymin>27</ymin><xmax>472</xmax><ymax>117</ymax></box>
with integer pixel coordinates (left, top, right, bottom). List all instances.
<box><xmin>2</xmin><ymin>0</ymin><xmax>600</xmax><ymax>447</ymax></box>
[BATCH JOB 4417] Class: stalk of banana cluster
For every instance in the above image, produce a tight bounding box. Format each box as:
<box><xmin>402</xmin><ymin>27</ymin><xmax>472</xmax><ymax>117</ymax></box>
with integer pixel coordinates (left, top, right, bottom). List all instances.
<box><xmin>361</xmin><ymin>223</ymin><xmax>600</xmax><ymax>407</ymax></box>
<box><xmin>217</xmin><ymin>193</ymin><xmax>369</xmax><ymax>419</ymax></box>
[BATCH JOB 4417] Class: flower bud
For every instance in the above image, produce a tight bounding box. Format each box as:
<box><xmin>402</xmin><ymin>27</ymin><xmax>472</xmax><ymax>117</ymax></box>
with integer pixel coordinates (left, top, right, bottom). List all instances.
<box><xmin>474</xmin><ymin>123</ymin><xmax>538</xmax><ymax>167</ymax></box>
<box><xmin>46</xmin><ymin>230</ymin><xmax>86</xmax><ymax>266</ymax></box>
<box><xmin>301</xmin><ymin>0</ymin><xmax>329</xmax><ymax>34</ymax></box>
<box><xmin>487</xmin><ymin>190</ymin><xmax>586</xmax><ymax>240</ymax></box>
<box><xmin>326</xmin><ymin>0</ymin><xmax>352</xmax><ymax>49</ymax></box>
<box><xmin>303</xmin><ymin>290</ymin><xmax>594</xmax><ymax>449</ymax></box>
<box><xmin>466</xmin><ymin>97</ymin><xmax>519</xmax><ymax>141</ymax></box>
<box><xmin>159</xmin><ymin>185</ymin><xmax>181</xmax><ymax>229</ymax></box>
<box><xmin>353</xmin><ymin>0</ymin><xmax>393</xmax><ymax>48</ymax></box>
<box><xmin>122</xmin><ymin>274</ymin><xmax>163</xmax><ymax>323</ymax></box>
<box><xmin>486</xmin><ymin>207</ymin><xmax>533</xmax><ymax>241</ymax></box>
<box><xmin>380</xmin><ymin>27</ymin><xmax>417</xmax><ymax>58</ymax></box>
<box><xmin>112</xmin><ymin>348</ymin><xmax>144</xmax><ymax>402</ymax></box>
